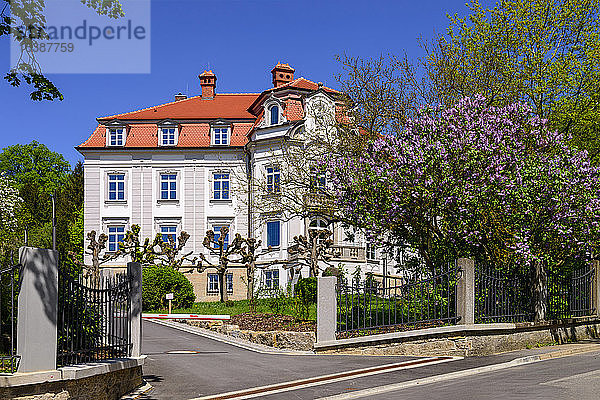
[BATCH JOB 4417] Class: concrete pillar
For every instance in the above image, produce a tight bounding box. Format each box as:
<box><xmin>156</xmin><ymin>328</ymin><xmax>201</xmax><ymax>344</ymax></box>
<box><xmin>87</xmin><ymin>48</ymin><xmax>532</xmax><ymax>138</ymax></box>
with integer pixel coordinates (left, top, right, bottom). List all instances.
<box><xmin>591</xmin><ymin>260</ymin><xmax>600</xmax><ymax>318</ymax></box>
<box><xmin>17</xmin><ymin>247</ymin><xmax>58</xmax><ymax>373</ymax></box>
<box><xmin>316</xmin><ymin>276</ymin><xmax>337</xmax><ymax>343</ymax></box>
<box><xmin>456</xmin><ymin>258</ymin><xmax>475</xmax><ymax>325</ymax></box>
<box><xmin>128</xmin><ymin>262</ymin><xmax>143</xmax><ymax>358</ymax></box>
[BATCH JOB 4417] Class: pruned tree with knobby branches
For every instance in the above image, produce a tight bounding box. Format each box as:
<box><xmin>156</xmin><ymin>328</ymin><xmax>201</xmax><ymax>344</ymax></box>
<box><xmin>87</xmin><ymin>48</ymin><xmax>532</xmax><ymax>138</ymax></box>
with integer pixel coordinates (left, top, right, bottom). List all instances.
<box><xmin>288</xmin><ymin>228</ymin><xmax>340</xmax><ymax>277</ymax></box>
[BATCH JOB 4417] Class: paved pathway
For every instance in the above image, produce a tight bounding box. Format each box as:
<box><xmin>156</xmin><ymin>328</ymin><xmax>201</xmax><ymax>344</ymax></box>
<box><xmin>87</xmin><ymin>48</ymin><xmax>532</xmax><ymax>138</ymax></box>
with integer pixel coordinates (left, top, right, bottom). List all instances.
<box><xmin>140</xmin><ymin>320</ymin><xmax>600</xmax><ymax>400</ymax></box>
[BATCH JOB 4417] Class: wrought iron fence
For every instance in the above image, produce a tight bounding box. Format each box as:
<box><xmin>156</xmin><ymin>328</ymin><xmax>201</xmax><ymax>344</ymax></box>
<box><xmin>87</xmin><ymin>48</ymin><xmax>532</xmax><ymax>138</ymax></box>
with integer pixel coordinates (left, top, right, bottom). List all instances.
<box><xmin>0</xmin><ymin>262</ymin><xmax>20</xmax><ymax>373</ymax></box>
<box><xmin>57</xmin><ymin>270</ymin><xmax>132</xmax><ymax>367</ymax></box>
<box><xmin>547</xmin><ymin>265</ymin><xmax>595</xmax><ymax>319</ymax></box>
<box><xmin>336</xmin><ymin>264</ymin><xmax>461</xmax><ymax>337</ymax></box>
<box><xmin>475</xmin><ymin>265</ymin><xmax>533</xmax><ymax>323</ymax></box>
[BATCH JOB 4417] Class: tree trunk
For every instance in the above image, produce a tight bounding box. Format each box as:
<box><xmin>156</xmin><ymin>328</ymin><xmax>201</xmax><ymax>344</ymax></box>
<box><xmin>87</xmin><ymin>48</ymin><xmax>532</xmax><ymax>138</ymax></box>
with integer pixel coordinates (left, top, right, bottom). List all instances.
<box><xmin>219</xmin><ymin>271</ymin><xmax>228</xmax><ymax>303</ymax></box>
<box><xmin>247</xmin><ymin>264</ymin><xmax>255</xmax><ymax>302</ymax></box>
<box><xmin>533</xmin><ymin>260</ymin><xmax>548</xmax><ymax>322</ymax></box>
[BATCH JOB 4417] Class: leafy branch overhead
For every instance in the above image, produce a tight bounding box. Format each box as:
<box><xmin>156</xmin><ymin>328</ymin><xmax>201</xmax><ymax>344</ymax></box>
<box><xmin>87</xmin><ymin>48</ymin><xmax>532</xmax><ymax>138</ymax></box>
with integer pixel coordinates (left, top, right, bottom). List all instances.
<box><xmin>2</xmin><ymin>0</ymin><xmax>124</xmax><ymax>101</ymax></box>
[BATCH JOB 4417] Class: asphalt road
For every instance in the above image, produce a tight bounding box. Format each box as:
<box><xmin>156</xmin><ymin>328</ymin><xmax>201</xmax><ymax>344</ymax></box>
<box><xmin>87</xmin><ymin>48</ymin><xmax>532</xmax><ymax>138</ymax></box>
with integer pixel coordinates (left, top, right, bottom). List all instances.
<box><xmin>140</xmin><ymin>320</ymin><xmax>600</xmax><ymax>400</ymax></box>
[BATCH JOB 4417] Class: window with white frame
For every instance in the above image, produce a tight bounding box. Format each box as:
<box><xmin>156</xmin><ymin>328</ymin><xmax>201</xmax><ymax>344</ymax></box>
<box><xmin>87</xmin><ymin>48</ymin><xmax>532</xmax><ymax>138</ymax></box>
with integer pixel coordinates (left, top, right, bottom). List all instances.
<box><xmin>212</xmin><ymin>126</ymin><xmax>230</xmax><ymax>145</ymax></box>
<box><xmin>266</xmin><ymin>166</ymin><xmax>280</xmax><ymax>194</ymax></box>
<box><xmin>264</xmin><ymin>270</ymin><xmax>279</xmax><ymax>289</ymax></box>
<box><xmin>108</xmin><ymin>128</ymin><xmax>125</xmax><ymax>146</ymax></box>
<box><xmin>309</xmin><ymin>218</ymin><xmax>329</xmax><ymax>245</ymax></box>
<box><xmin>160</xmin><ymin>173</ymin><xmax>177</xmax><ymax>200</ymax></box>
<box><xmin>266</xmin><ymin>221</ymin><xmax>280</xmax><ymax>248</ymax></box>
<box><xmin>269</xmin><ymin>105</ymin><xmax>280</xmax><ymax>125</ymax></box>
<box><xmin>161</xmin><ymin>226</ymin><xmax>177</xmax><ymax>244</ymax></box>
<box><xmin>107</xmin><ymin>226</ymin><xmax>125</xmax><ymax>252</ymax></box>
<box><xmin>207</xmin><ymin>273</ymin><xmax>233</xmax><ymax>294</ymax></box>
<box><xmin>107</xmin><ymin>173</ymin><xmax>125</xmax><ymax>201</ymax></box>
<box><xmin>366</xmin><ymin>242</ymin><xmax>376</xmax><ymax>260</ymax></box>
<box><xmin>213</xmin><ymin>172</ymin><xmax>230</xmax><ymax>200</ymax></box>
<box><xmin>213</xmin><ymin>225</ymin><xmax>230</xmax><ymax>250</ymax></box>
<box><xmin>310</xmin><ymin>166</ymin><xmax>326</xmax><ymax>193</ymax></box>
<box><xmin>160</xmin><ymin>127</ymin><xmax>177</xmax><ymax>146</ymax></box>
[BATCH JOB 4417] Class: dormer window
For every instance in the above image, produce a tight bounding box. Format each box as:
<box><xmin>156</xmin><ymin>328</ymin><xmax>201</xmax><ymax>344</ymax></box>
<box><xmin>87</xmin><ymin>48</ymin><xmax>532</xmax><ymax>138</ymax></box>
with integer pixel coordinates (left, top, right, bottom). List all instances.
<box><xmin>269</xmin><ymin>105</ymin><xmax>280</xmax><ymax>125</ymax></box>
<box><xmin>212</xmin><ymin>126</ymin><xmax>230</xmax><ymax>146</ymax></box>
<box><xmin>160</xmin><ymin>127</ymin><xmax>177</xmax><ymax>146</ymax></box>
<box><xmin>108</xmin><ymin>128</ymin><xmax>124</xmax><ymax>146</ymax></box>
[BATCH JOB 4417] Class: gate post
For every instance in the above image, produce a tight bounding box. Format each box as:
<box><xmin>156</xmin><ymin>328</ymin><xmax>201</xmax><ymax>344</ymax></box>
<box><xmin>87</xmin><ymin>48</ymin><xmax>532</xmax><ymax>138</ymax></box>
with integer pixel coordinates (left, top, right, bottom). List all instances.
<box><xmin>17</xmin><ymin>247</ymin><xmax>58</xmax><ymax>372</ymax></box>
<box><xmin>128</xmin><ymin>262</ymin><xmax>143</xmax><ymax>358</ymax></box>
<box><xmin>592</xmin><ymin>260</ymin><xmax>600</xmax><ymax>318</ymax></box>
<box><xmin>317</xmin><ymin>276</ymin><xmax>337</xmax><ymax>343</ymax></box>
<box><xmin>457</xmin><ymin>258</ymin><xmax>475</xmax><ymax>325</ymax></box>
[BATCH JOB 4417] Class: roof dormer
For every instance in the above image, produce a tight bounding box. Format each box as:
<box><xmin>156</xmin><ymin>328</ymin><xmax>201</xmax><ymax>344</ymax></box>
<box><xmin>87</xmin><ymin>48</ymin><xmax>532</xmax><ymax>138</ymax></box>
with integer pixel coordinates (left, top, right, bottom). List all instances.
<box><xmin>104</xmin><ymin>119</ymin><xmax>128</xmax><ymax>147</ymax></box>
<box><xmin>157</xmin><ymin>119</ymin><xmax>180</xmax><ymax>147</ymax></box>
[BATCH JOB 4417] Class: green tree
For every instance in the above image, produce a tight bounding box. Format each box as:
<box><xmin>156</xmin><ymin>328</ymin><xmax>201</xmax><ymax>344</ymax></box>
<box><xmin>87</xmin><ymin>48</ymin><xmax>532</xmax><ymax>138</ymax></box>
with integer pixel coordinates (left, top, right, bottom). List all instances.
<box><xmin>423</xmin><ymin>0</ymin><xmax>600</xmax><ymax>161</ymax></box>
<box><xmin>2</xmin><ymin>0</ymin><xmax>123</xmax><ymax>101</ymax></box>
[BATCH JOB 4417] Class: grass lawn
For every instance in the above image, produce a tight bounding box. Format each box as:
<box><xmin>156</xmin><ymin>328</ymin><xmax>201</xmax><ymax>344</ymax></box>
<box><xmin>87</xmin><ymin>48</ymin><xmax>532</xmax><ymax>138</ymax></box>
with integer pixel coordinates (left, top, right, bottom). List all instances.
<box><xmin>148</xmin><ymin>299</ymin><xmax>316</xmax><ymax>321</ymax></box>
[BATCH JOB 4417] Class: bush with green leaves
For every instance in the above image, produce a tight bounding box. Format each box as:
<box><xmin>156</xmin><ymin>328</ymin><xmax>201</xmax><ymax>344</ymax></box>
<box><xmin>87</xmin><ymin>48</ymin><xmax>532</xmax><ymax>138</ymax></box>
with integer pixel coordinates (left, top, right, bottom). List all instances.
<box><xmin>295</xmin><ymin>277</ymin><xmax>317</xmax><ymax>320</ymax></box>
<box><xmin>142</xmin><ymin>265</ymin><xmax>195</xmax><ymax>311</ymax></box>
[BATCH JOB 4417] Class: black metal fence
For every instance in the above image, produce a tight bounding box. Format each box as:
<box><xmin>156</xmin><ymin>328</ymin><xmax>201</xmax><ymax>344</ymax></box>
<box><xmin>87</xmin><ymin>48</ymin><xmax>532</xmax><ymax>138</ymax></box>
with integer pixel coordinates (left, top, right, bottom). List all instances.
<box><xmin>475</xmin><ymin>265</ymin><xmax>533</xmax><ymax>323</ymax></box>
<box><xmin>57</xmin><ymin>270</ymin><xmax>132</xmax><ymax>367</ymax></box>
<box><xmin>336</xmin><ymin>264</ymin><xmax>461</xmax><ymax>337</ymax></box>
<box><xmin>547</xmin><ymin>266</ymin><xmax>596</xmax><ymax>319</ymax></box>
<box><xmin>0</xmin><ymin>262</ymin><xmax>20</xmax><ymax>373</ymax></box>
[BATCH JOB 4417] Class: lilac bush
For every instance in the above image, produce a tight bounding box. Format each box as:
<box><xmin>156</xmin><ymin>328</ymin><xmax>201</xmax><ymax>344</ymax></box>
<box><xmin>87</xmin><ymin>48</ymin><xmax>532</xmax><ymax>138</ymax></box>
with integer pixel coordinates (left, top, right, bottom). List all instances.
<box><xmin>327</xmin><ymin>96</ymin><xmax>600</xmax><ymax>320</ymax></box>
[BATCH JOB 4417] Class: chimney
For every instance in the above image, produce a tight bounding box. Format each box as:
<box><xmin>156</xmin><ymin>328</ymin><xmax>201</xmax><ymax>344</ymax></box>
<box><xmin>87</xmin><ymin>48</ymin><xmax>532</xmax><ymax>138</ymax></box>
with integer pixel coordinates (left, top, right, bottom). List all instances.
<box><xmin>199</xmin><ymin>70</ymin><xmax>216</xmax><ymax>99</ymax></box>
<box><xmin>175</xmin><ymin>92</ymin><xmax>187</xmax><ymax>101</ymax></box>
<box><xmin>271</xmin><ymin>63</ymin><xmax>295</xmax><ymax>87</ymax></box>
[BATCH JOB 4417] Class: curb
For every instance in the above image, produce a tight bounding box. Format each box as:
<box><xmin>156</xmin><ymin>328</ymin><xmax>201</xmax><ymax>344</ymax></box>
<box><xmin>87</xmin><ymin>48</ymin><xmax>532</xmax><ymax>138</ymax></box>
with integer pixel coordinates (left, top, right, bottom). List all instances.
<box><xmin>120</xmin><ymin>381</ymin><xmax>153</xmax><ymax>399</ymax></box>
<box><xmin>146</xmin><ymin>318</ymin><xmax>315</xmax><ymax>356</ymax></box>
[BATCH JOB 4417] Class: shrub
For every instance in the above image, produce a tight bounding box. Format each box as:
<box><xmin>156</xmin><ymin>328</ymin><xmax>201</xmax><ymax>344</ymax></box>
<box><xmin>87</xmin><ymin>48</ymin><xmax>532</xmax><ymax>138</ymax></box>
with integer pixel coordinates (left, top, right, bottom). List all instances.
<box><xmin>295</xmin><ymin>277</ymin><xmax>317</xmax><ymax>320</ymax></box>
<box><xmin>142</xmin><ymin>265</ymin><xmax>195</xmax><ymax>311</ymax></box>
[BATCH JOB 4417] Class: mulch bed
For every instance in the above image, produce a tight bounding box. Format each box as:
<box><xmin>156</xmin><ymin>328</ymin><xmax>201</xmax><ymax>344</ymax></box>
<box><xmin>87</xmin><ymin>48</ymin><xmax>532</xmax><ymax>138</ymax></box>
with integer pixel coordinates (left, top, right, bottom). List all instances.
<box><xmin>230</xmin><ymin>313</ymin><xmax>316</xmax><ymax>332</ymax></box>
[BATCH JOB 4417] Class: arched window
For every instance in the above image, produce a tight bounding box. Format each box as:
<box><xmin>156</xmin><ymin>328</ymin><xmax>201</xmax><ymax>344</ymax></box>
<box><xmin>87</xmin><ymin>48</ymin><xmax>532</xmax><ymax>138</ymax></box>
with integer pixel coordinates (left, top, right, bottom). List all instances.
<box><xmin>270</xmin><ymin>105</ymin><xmax>279</xmax><ymax>125</ymax></box>
<box><xmin>309</xmin><ymin>218</ymin><xmax>328</xmax><ymax>230</ymax></box>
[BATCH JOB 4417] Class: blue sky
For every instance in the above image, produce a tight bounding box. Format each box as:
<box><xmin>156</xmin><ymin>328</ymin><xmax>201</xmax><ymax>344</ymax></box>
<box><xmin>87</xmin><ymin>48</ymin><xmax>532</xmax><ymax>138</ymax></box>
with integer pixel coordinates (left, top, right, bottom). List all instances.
<box><xmin>0</xmin><ymin>0</ymin><xmax>484</xmax><ymax>166</ymax></box>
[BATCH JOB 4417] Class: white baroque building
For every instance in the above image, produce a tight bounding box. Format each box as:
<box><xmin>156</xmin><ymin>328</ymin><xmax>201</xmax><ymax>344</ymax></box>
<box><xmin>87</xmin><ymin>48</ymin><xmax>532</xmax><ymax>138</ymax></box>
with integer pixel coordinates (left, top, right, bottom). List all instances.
<box><xmin>77</xmin><ymin>63</ymin><xmax>393</xmax><ymax>301</ymax></box>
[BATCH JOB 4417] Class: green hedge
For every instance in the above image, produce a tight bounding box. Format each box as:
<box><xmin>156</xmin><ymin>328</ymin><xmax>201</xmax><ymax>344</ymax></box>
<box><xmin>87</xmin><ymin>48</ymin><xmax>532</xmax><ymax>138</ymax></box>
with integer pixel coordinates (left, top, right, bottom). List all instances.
<box><xmin>142</xmin><ymin>265</ymin><xmax>195</xmax><ymax>311</ymax></box>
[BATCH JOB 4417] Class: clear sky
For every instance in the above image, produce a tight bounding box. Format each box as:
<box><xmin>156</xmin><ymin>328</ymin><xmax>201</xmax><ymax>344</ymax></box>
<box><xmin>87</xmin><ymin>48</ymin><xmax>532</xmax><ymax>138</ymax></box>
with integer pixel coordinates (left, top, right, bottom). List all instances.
<box><xmin>0</xmin><ymin>0</ymin><xmax>485</xmax><ymax>166</ymax></box>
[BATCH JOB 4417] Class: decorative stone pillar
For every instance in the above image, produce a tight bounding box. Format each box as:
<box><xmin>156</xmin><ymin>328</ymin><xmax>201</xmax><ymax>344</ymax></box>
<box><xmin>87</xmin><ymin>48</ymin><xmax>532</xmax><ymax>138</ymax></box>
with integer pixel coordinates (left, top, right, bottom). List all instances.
<box><xmin>316</xmin><ymin>276</ymin><xmax>337</xmax><ymax>343</ymax></box>
<box><xmin>591</xmin><ymin>260</ymin><xmax>600</xmax><ymax>318</ymax></box>
<box><xmin>17</xmin><ymin>247</ymin><xmax>58</xmax><ymax>372</ymax></box>
<box><xmin>456</xmin><ymin>258</ymin><xmax>475</xmax><ymax>325</ymax></box>
<box><xmin>128</xmin><ymin>262</ymin><xmax>143</xmax><ymax>358</ymax></box>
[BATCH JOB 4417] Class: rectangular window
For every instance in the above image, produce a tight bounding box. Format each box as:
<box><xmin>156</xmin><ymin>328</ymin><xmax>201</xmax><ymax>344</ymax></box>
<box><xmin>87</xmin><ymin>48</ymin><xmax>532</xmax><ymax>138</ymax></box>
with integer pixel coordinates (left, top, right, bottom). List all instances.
<box><xmin>160</xmin><ymin>174</ymin><xmax>177</xmax><ymax>200</ymax></box>
<box><xmin>161</xmin><ymin>226</ymin><xmax>177</xmax><ymax>244</ymax></box>
<box><xmin>108</xmin><ymin>226</ymin><xmax>125</xmax><ymax>252</ymax></box>
<box><xmin>207</xmin><ymin>273</ymin><xmax>219</xmax><ymax>294</ymax></box>
<box><xmin>265</xmin><ymin>270</ymin><xmax>279</xmax><ymax>289</ymax></box>
<box><xmin>367</xmin><ymin>243</ymin><xmax>376</xmax><ymax>260</ymax></box>
<box><xmin>109</xmin><ymin>128</ymin><xmax>124</xmax><ymax>146</ymax></box>
<box><xmin>207</xmin><ymin>273</ymin><xmax>233</xmax><ymax>294</ymax></box>
<box><xmin>266</xmin><ymin>166</ymin><xmax>280</xmax><ymax>194</ymax></box>
<box><xmin>213</xmin><ymin>127</ymin><xmax>229</xmax><ymax>145</ymax></box>
<box><xmin>161</xmin><ymin>128</ymin><xmax>176</xmax><ymax>146</ymax></box>
<box><xmin>266</xmin><ymin>221</ymin><xmax>280</xmax><ymax>248</ymax></box>
<box><xmin>213</xmin><ymin>226</ymin><xmax>229</xmax><ymax>250</ymax></box>
<box><xmin>108</xmin><ymin>174</ymin><xmax>125</xmax><ymax>201</ymax></box>
<box><xmin>310</xmin><ymin>166</ymin><xmax>326</xmax><ymax>193</ymax></box>
<box><xmin>213</xmin><ymin>173</ymin><xmax>230</xmax><ymax>200</ymax></box>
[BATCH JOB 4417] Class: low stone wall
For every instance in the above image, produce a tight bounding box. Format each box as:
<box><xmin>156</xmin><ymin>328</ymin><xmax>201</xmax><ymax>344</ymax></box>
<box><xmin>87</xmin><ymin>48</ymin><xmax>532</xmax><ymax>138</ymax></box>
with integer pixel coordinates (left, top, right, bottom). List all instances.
<box><xmin>315</xmin><ymin>318</ymin><xmax>600</xmax><ymax>357</ymax></box>
<box><xmin>0</xmin><ymin>358</ymin><xmax>144</xmax><ymax>400</ymax></box>
<box><xmin>184</xmin><ymin>320</ymin><xmax>315</xmax><ymax>351</ymax></box>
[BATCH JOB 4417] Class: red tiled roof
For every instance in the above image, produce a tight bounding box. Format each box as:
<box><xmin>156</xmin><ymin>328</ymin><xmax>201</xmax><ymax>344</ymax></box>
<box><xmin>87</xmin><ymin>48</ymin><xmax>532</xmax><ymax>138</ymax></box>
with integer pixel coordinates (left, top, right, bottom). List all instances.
<box><xmin>78</xmin><ymin>123</ymin><xmax>251</xmax><ymax>148</ymax></box>
<box><xmin>98</xmin><ymin>93</ymin><xmax>259</xmax><ymax>121</ymax></box>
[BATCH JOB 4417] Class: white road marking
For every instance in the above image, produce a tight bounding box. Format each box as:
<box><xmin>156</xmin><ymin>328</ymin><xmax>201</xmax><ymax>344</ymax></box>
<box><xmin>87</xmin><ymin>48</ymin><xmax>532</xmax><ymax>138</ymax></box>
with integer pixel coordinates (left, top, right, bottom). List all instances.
<box><xmin>190</xmin><ymin>356</ymin><xmax>459</xmax><ymax>400</ymax></box>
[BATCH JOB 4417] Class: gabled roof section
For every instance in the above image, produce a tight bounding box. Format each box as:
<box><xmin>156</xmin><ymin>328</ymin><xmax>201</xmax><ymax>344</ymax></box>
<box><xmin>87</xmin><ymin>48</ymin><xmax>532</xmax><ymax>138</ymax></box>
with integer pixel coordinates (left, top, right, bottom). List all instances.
<box><xmin>97</xmin><ymin>93</ymin><xmax>259</xmax><ymax>121</ymax></box>
<box><xmin>248</xmin><ymin>77</ymin><xmax>338</xmax><ymax>115</ymax></box>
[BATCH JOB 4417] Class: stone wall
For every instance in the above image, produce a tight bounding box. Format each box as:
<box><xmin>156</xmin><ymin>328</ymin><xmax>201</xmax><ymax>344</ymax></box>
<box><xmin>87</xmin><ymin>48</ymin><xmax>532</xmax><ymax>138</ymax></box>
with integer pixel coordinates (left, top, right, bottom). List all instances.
<box><xmin>0</xmin><ymin>366</ymin><xmax>142</xmax><ymax>400</ymax></box>
<box><xmin>316</xmin><ymin>320</ymin><xmax>600</xmax><ymax>357</ymax></box>
<box><xmin>185</xmin><ymin>320</ymin><xmax>315</xmax><ymax>351</ymax></box>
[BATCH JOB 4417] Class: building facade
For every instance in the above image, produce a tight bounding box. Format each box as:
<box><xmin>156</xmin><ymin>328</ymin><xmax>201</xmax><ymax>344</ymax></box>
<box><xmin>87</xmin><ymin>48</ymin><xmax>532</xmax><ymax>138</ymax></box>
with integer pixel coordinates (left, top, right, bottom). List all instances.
<box><xmin>77</xmin><ymin>64</ymin><xmax>392</xmax><ymax>301</ymax></box>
